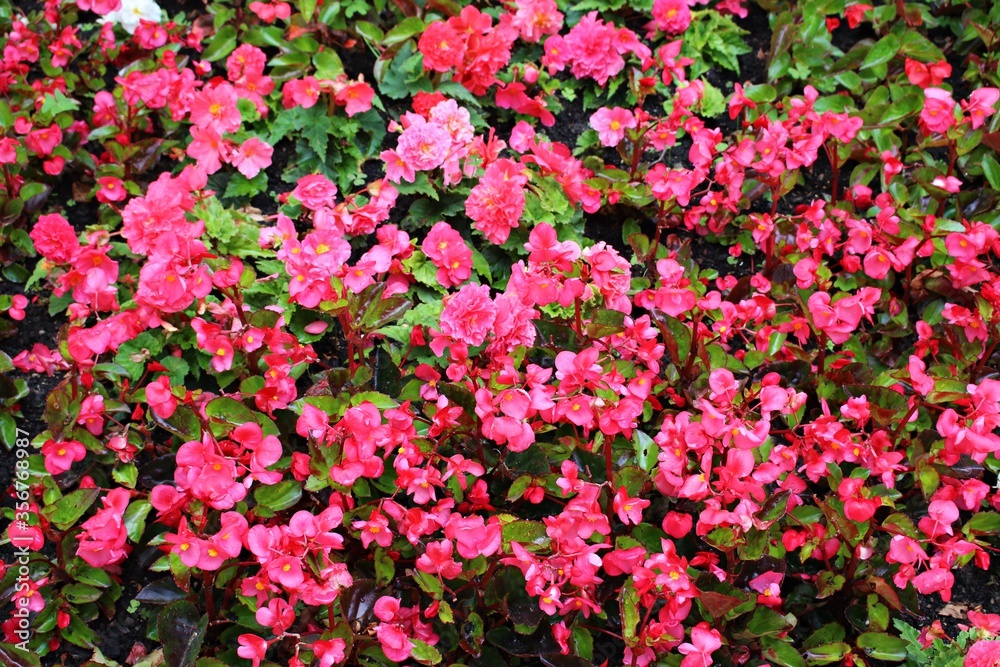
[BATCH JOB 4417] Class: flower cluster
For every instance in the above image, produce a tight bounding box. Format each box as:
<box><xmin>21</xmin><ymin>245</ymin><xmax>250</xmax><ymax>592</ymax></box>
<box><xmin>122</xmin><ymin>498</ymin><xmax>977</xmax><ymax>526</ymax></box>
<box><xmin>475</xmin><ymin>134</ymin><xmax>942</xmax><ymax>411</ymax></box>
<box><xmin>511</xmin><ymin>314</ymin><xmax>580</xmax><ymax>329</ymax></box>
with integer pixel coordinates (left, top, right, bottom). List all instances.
<box><xmin>4</xmin><ymin>1</ymin><xmax>1000</xmax><ymax>666</ymax></box>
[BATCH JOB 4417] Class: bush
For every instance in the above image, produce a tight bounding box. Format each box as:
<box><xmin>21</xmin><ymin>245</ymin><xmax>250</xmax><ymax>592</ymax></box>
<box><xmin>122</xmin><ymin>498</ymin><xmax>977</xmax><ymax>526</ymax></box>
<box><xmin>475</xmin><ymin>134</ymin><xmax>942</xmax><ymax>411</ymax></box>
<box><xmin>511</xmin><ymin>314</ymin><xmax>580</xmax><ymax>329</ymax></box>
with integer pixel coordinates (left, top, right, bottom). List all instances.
<box><xmin>1</xmin><ymin>0</ymin><xmax>1000</xmax><ymax>665</ymax></box>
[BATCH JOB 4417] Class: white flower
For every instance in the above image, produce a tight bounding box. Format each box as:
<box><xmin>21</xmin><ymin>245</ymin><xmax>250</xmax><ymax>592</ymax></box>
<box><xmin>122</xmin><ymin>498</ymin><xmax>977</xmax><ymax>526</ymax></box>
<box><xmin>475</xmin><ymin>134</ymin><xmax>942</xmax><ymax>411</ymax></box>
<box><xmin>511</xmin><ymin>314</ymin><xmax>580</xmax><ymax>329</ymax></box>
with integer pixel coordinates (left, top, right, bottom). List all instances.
<box><xmin>100</xmin><ymin>0</ymin><xmax>162</xmax><ymax>34</ymax></box>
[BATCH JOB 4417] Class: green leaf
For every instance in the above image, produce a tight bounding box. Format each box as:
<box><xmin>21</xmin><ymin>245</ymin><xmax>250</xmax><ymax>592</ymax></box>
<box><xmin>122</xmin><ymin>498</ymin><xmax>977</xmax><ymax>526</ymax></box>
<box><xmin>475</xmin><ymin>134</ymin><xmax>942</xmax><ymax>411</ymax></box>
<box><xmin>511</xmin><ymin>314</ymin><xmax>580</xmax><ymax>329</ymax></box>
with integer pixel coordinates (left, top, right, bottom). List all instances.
<box><xmin>700</xmin><ymin>80</ymin><xmax>727</xmax><ymax>117</ymax></box>
<box><xmin>355</xmin><ymin>21</ymin><xmax>384</xmax><ymax>45</ymax></box>
<box><xmin>0</xmin><ymin>413</ymin><xmax>16</xmax><ymax>449</ymax></box>
<box><xmin>743</xmin><ymin>84</ymin><xmax>777</xmax><ymax>103</ymax></box>
<box><xmin>413</xmin><ymin>570</ymin><xmax>444</xmax><ymax>596</ymax></box>
<box><xmin>112</xmin><ymin>462</ymin><xmax>139</xmax><ymax>489</ymax></box>
<box><xmin>298</xmin><ymin>0</ymin><xmax>317</xmax><ymax>22</ymax></box>
<box><xmin>0</xmin><ymin>100</ymin><xmax>15</xmax><ymax>130</ymax></box>
<box><xmin>302</xmin><ymin>114</ymin><xmax>333</xmax><ymax>161</ymax></box>
<box><xmin>983</xmin><ymin>152</ymin><xmax>1000</xmax><ymax>190</ymax></box>
<box><xmin>313</xmin><ymin>50</ymin><xmax>344</xmax><ymax>79</ymax></box>
<box><xmin>72</xmin><ymin>565</ymin><xmax>113</xmax><ymax>588</ymax></box>
<box><xmin>38</xmin><ymin>90</ymin><xmax>79</xmax><ymax>120</ymax></box>
<box><xmin>42</xmin><ymin>488</ymin><xmax>100</xmax><ymax>531</ymax></box>
<box><xmin>621</xmin><ymin>578</ymin><xmax>640</xmax><ymax>640</ymax></box>
<box><xmin>471</xmin><ymin>248</ymin><xmax>492</xmax><ymax>283</ymax></box>
<box><xmin>62</xmin><ymin>583</ymin><xmax>102</xmax><ymax>604</ymax></box>
<box><xmin>737</xmin><ymin>606</ymin><xmax>795</xmax><ymax>639</ymax></box>
<box><xmin>157</xmin><ymin>602</ymin><xmax>208</xmax><ymax>667</ymax></box>
<box><xmin>804</xmin><ymin>643</ymin><xmax>851</xmax><ymax>665</ymax></box>
<box><xmin>506</xmin><ymin>475</ymin><xmax>533</xmax><ymax>501</ymax></box>
<box><xmin>151</xmin><ymin>405</ymin><xmax>202</xmax><ymax>442</ymax></box>
<box><xmin>632</xmin><ymin>430</ymin><xmax>658</xmax><ymax>473</ymax></box>
<box><xmin>223</xmin><ymin>172</ymin><xmax>267</xmax><ymax>199</ymax></box>
<box><xmin>409</xmin><ymin>639</ymin><xmax>442</xmax><ymax>665</ymax></box>
<box><xmin>899</xmin><ymin>31</ymin><xmax>945</xmax><ymax>62</ymax></box>
<box><xmin>580</xmin><ymin>310</ymin><xmax>623</xmax><ymax>341</ymax></box>
<box><xmin>350</xmin><ymin>391</ymin><xmax>398</xmax><ymax>410</ymax></box>
<box><xmin>204</xmin><ymin>396</ymin><xmax>257</xmax><ymax>437</ymax></box>
<box><xmin>856</xmin><ymin>633</ymin><xmax>907</xmax><ymax>661</ymax></box>
<box><xmin>254</xmin><ymin>480</ymin><xmax>301</xmax><ymax>512</ymax></box>
<box><xmin>382</xmin><ymin>17</ymin><xmax>426</xmax><ymax>47</ymax></box>
<box><xmin>123</xmin><ymin>500</ymin><xmax>152</xmax><ymax>542</ymax></box>
<box><xmin>203</xmin><ymin>25</ymin><xmax>237</xmax><ymax>62</ymax></box>
<box><xmin>0</xmin><ymin>642</ymin><xmax>41</xmax><ymax>667</ymax></box>
<box><xmin>861</xmin><ymin>34</ymin><xmax>900</xmax><ymax>70</ymax></box>
<box><xmin>615</xmin><ymin>466</ymin><xmax>648</xmax><ymax>496</ymax></box>
<box><xmin>761</xmin><ymin>637</ymin><xmax>807</xmax><ymax>667</ymax></box>
<box><xmin>501</xmin><ymin>520</ymin><xmax>547</xmax><ymax>548</ymax></box>
<box><xmin>965</xmin><ymin>511</ymin><xmax>1000</xmax><ymax>536</ymax></box>
<box><xmin>374</xmin><ymin>548</ymin><xmax>395</xmax><ymax>587</ymax></box>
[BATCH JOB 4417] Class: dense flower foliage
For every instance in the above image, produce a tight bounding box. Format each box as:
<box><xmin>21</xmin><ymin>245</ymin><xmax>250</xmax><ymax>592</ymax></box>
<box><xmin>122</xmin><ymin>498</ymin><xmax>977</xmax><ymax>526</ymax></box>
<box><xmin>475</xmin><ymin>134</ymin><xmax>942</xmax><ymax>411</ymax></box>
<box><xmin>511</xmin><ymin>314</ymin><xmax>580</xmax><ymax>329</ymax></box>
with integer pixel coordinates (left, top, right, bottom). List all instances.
<box><xmin>1</xmin><ymin>0</ymin><xmax>1000</xmax><ymax>666</ymax></box>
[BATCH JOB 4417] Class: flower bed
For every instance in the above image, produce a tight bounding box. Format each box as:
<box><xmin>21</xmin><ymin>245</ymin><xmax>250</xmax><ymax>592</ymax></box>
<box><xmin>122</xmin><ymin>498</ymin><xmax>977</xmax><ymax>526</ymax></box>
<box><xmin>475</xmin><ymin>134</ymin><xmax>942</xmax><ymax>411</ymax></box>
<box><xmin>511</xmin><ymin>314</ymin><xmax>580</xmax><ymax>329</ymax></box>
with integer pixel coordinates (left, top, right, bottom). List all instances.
<box><xmin>1</xmin><ymin>0</ymin><xmax>1000</xmax><ymax>665</ymax></box>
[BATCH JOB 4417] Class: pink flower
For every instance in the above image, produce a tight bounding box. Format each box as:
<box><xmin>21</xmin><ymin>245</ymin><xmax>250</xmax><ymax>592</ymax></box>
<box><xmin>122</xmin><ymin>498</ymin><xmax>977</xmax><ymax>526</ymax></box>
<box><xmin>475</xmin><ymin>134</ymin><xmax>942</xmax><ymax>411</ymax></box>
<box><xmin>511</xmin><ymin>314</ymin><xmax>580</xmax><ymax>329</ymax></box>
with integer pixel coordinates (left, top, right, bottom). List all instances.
<box><xmin>186</xmin><ymin>126</ymin><xmax>224</xmax><ymax>174</ymax></box>
<box><xmin>30</xmin><ymin>213</ymin><xmax>79</xmax><ymax>264</ymax></box>
<box><xmin>444</xmin><ymin>514</ymin><xmax>501</xmax><ymax>558</ymax></box>
<box><xmin>920</xmin><ymin>88</ymin><xmax>956</xmax><ymax>134</ymax></box>
<box><xmin>77</xmin><ymin>0</ymin><xmax>122</xmax><ymax>14</ymax></box>
<box><xmin>0</xmin><ymin>137</ymin><xmax>18</xmax><ymax>163</ymax></box>
<box><xmin>887</xmin><ymin>535</ymin><xmax>925</xmax><ymax>565</ymax></box>
<box><xmin>292</xmin><ymin>174</ymin><xmax>338</xmax><ymax>210</ymax></box>
<box><xmin>267</xmin><ymin>556</ymin><xmax>305</xmax><ymax>589</ymax></box>
<box><xmin>373</xmin><ymin>597</ymin><xmax>413</xmax><ymax>662</ymax></box>
<box><xmin>652</xmin><ymin>0</ymin><xmax>692</xmax><ymax>34</ymax></box>
<box><xmin>189</xmin><ymin>82</ymin><xmax>242</xmax><ymax>134</ymax></box>
<box><xmin>807</xmin><ymin>288</ymin><xmax>881</xmax><ymax>344</ymax></box>
<box><xmin>931</xmin><ymin>175</ymin><xmax>962</xmax><ymax>193</ymax></box>
<box><xmin>12</xmin><ymin>577</ymin><xmax>47</xmax><ymax>613</ymax></box>
<box><xmin>353</xmin><ymin>511</ymin><xmax>393</xmax><ymax>548</ymax></box>
<box><xmin>511</xmin><ymin>0</ymin><xmax>563</xmax><ymax>43</ymax></box>
<box><xmin>335</xmin><ymin>81</ymin><xmax>375</xmax><ymax>116</ymax></box>
<box><xmin>40</xmin><ymin>439</ymin><xmax>86</xmax><ymax>475</ymax></box>
<box><xmin>231</xmin><ymin>138</ymin><xmax>273</xmax><ymax>179</ymax></box>
<box><xmin>465</xmin><ymin>158</ymin><xmax>526</xmax><ymax>244</ymax></box>
<box><xmin>663</xmin><ymin>511</ymin><xmax>693</xmax><ymax>538</ymax></box>
<box><xmin>678</xmin><ymin>623</ymin><xmax>722</xmax><ymax>667</ymax></box>
<box><xmin>438</xmin><ymin>283</ymin><xmax>497</xmax><ymax>348</ymax></box>
<box><xmin>77</xmin><ymin>394</ymin><xmax>106</xmax><ymax>435</ymax></box>
<box><xmin>613</xmin><ymin>487</ymin><xmax>650</xmax><ymax>525</ymax></box>
<box><xmin>416</xmin><ymin>539</ymin><xmax>464</xmax><ymax>579</ymax></box>
<box><xmin>418</xmin><ymin>22</ymin><xmax>466</xmax><ymax>72</ymax></box>
<box><xmin>542</xmin><ymin>12</ymin><xmax>650</xmax><ymax>87</ymax></box>
<box><xmin>237</xmin><ymin>635</ymin><xmax>269</xmax><ymax>667</ymax></box>
<box><xmin>380</xmin><ymin>149</ymin><xmax>416</xmax><ymax>183</ymax></box>
<box><xmin>908</xmin><ymin>355</ymin><xmax>934</xmax><ymax>396</ymax></box>
<box><xmin>256</xmin><ymin>598</ymin><xmax>295</xmax><ymax>634</ymax></box>
<box><xmin>76</xmin><ymin>488</ymin><xmax>131</xmax><ymax>568</ymax></box>
<box><xmin>918</xmin><ymin>499</ymin><xmax>959</xmax><ymax>538</ymax></box>
<box><xmin>749</xmin><ymin>572</ymin><xmax>783</xmax><ymax>606</ymax></box>
<box><xmin>422</xmin><ymin>222</ymin><xmax>472</xmax><ymax>288</ymax></box>
<box><xmin>963</xmin><ymin>88</ymin><xmax>1000</xmax><ymax>129</ymax></box>
<box><xmin>313</xmin><ymin>638</ymin><xmax>347</xmax><ymax>667</ymax></box>
<box><xmin>146</xmin><ymin>376</ymin><xmax>177</xmax><ymax>419</ymax></box>
<box><xmin>965</xmin><ymin>641</ymin><xmax>1000</xmax><ymax>667</ymax></box>
<box><xmin>95</xmin><ymin>177</ymin><xmax>127</xmax><ymax>203</ymax></box>
<box><xmin>24</xmin><ymin>125</ymin><xmax>62</xmax><ymax>156</ymax></box>
<box><xmin>282</xmin><ymin>76</ymin><xmax>321</xmax><ymax>109</ymax></box>
<box><xmin>968</xmin><ymin>612</ymin><xmax>1000</xmax><ymax>634</ymax></box>
<box><xmin>6</xmin><ymin>294</ymin><xmax>27</xmax><ymax>321</ymax></box>
<box><xmin>249</xmin><ymin>0</ymin><xmax>290</xmax><ymax>23</ymax></box>
<box><xmin>912</xmin><ymin>567</ymin><xmax>955</xmax><ymax>601</ymax></box>
<box><xmin>590</xmin><ymin>107</ymin><xmax>636</xmax><ymax>147</ymax></box>
<box><xmin>396</xmin><ymin>120</ymin><xmax>452</xmax><ymax>172</ymax></box>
